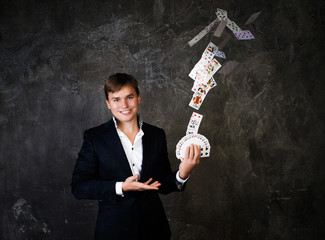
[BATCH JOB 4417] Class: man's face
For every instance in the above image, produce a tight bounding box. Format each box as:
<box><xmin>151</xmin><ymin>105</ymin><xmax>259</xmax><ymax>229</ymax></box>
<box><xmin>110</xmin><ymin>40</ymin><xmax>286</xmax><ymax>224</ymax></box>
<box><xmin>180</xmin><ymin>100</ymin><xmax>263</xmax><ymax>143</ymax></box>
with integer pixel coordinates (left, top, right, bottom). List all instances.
<box><xmin>106</xmin><ymin>85</ymin><xmax>141</xmax><ymax>125</ymax></box>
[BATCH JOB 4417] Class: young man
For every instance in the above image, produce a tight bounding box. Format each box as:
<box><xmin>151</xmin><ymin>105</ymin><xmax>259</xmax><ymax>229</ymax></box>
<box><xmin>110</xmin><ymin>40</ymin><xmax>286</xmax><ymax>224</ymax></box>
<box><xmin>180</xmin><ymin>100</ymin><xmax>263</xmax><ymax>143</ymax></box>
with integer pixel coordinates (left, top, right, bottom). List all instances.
<box><xmin>71</xmin><ymin>73</ymin><xmax>201</xmax><ymax>240</ymax></box>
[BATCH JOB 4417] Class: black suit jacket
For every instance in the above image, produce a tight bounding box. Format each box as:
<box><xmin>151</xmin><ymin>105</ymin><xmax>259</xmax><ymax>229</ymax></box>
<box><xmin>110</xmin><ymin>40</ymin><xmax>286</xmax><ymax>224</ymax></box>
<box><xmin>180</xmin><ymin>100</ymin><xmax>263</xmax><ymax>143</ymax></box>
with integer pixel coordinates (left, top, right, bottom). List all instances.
<box><xmin>71</xmin><ymin>119</ymin><xmax>185</xmax><ymax>240</ymax></box>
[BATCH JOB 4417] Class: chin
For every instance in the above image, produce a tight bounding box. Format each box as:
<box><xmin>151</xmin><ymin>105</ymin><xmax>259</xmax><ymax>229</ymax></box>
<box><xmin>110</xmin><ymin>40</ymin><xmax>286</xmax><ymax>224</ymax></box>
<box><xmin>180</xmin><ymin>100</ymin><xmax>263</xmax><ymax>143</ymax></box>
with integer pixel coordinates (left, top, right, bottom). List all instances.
<box><xmin>117</xmin><ymin>114</ymin><xmax>136</xmax><ymax>122</ymax></box>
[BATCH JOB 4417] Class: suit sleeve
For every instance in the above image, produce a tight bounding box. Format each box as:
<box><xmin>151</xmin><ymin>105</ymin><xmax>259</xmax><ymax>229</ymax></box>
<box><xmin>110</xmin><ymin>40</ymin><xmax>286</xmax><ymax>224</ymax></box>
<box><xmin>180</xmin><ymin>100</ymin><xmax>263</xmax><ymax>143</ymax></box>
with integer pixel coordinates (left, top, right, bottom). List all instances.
<box><xmin>157</xmin><ymin>129</ymin><xmax>186</xmax><ymax>195</ymax></box>
<box><xmin>71</xmin><ymin>130</ymin><xmax>117</xmax><ymax>203</ymax></box>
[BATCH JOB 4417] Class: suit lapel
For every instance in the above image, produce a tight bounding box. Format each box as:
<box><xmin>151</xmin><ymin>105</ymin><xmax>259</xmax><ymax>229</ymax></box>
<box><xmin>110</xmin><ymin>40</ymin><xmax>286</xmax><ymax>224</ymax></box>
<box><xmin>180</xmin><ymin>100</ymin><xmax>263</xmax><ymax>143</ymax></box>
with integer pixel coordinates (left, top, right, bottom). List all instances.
<box><xmin>103</xmin><ymin>120</ymin><xmax>133</xmax><ymax>178</ymax></box>
<box><xmin>140</xmin><ymin>123</ymin><xmax>153</xmax><ymax>182</ymax></box>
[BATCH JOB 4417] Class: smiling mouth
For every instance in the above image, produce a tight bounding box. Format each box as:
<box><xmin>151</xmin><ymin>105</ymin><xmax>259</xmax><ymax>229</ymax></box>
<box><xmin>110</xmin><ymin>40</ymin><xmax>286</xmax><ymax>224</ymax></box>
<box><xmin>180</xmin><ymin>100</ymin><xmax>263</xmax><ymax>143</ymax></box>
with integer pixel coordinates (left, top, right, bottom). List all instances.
<box><xmin>120</xmin><ymin>110</ymin><xmax>131</xmax><ymax>114</ymax></box>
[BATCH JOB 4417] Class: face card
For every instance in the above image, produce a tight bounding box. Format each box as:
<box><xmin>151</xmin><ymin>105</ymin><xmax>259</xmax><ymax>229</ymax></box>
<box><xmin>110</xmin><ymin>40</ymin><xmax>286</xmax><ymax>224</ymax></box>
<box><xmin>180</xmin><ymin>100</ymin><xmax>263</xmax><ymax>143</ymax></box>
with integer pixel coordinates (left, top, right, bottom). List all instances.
<box><xmin>206</xmin><ymin>77</ymin><xmax>217</xmax><ymax>89</ymax></box>
<box><xmin>234</xmin><ymin>30</ymin><xmax>255</xmax><ymax>40</ymax></box>
<box><xmin>203</xmin><ymin>58</ymin><xmax>222</xmax><ymax>79</ymax></box>
<box><xmin>189</xmin><ymin>91</ymin><xmax>206</xmax><ymax>110</ymax></box>
<box><xmin>215</xmin><ymin>50</ymin><xmax>226</xmax><ymax>59</ymax></box>
<box><xmin>214</xmin><ymin>19</ymin><xmax>227</xmax><ymax>37</ymax></box>
<box><xmin>186</xmin><ymin>112</ymin><xmax>203</xmax><ymax>135</ymax></box>
<box><xmin>191</xmin><ymin>81</ymin><xmax>206</xmax><ymax>93</ymax></box>
<box><xmin>244</xmin><ymin>11</ymin><xmax>261</xmax><ymax>26</ymax></box>
<box><xmin>218</xmin><ymin>60</ymin><xmax>239</xmax><ymax>75</ymax></box>
<box><xmin>191</xmin><ymin>76</ymin><xmax>217</xmax><ymax>93</ymax></box>
<box><xmin>226</xmin><ymin>20</ymin><xmax>242</xmax><ymax>32</ymax></box>
<box><xmin>176</xmin><ymin>134</ymin><xmax>211</xmax><ymax>160</ymax></box>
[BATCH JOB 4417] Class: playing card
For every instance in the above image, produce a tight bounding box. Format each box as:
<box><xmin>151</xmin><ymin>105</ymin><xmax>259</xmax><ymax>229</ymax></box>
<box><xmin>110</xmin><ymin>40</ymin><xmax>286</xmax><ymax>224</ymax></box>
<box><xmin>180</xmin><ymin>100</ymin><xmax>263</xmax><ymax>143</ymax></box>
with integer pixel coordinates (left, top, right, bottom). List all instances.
<box><xmin>214</xmin><ymin>19</ymin><xmax>227</xmax><ymax>37</ymax></box>
<box><xmin>215</xmin><ymin>8</ymin><xmax>228</xmax><ymax>21</ymax></box>
<box><xmin>226</xmin><ymin>20</ymin><xmax>242</xmax><ymax>32</ymax></box>
<box><xmin>202</xmin><ymin>42</ymin><xmax>218</xmax><ymax>61</ymax></box>
<box><xmin>176</xmin><ymin>134</ymin><xmax>211</xmax><ymax>160</ymax></box>
<box><xmin>215</xmin><ymin>50</ymin><xmax>226</xmax><ymax>59</ymax></box>
<box><xmin>189</xmin><ymin>43</ymin><xmax>221</xmax><ymax>83</ymax></box>
<box><xmin>194</xmin><ymin>70</ymin><xmax>209</xmax><ymax>83</ymax></box>
<box><xmin>188</xmin><ymin>18</ymin><xmax>219</xmax><ymax>47</ymax></box>
<box><xmin>218</xmin><ymin>60</ymin><xmax>239</xmax><ymax>75</ymax></box>
<box><xmin>191</xmin><ymin>81</ymin><xmax>206</xmax><ymax>93</ymax></box>
<box><xmin>206</xmin><ymin>77</ymin><xmax>217</xmax><ymax>89</ymax></box>
<box><xmin>244</xmin><ymin>11</ymin><xmax>261</xmax><ymax>25</ymax></box>
<box><xmin>234</xmin><ymin>30</ymin><xmax>255</xmax><ymax>40</ymax></box>
<box><xmin>189</xmin><ymin>91</ymin><xmax>207</xmax><ymax>110</ymax></box>
<box><xmin>191</xmin><ymin>76</ymin><xmax>217</xmax><ymax>93</ymax></box>
<box><xmin>189</xmin><ymin>64</ymin><xmax>199</xmax><ymax>80</ymax></box>
<box><xmin>189</xmin><ymin>63</ymin><xmax>207</xmax><ymax>82</ymax></box>
<box><xmin>186</xmin><ymin>112</ymin><xmax>203</xmax><ymax>135</ymax></box>
<box><xmin>203</xmin><ymin>58</ymin><xmax>222</xmax><ymax>79</ymax></box>
<box><xmin>189</xmin><ymin>56</ymin><xmax>210</xmax><ymax>82</ymax></box>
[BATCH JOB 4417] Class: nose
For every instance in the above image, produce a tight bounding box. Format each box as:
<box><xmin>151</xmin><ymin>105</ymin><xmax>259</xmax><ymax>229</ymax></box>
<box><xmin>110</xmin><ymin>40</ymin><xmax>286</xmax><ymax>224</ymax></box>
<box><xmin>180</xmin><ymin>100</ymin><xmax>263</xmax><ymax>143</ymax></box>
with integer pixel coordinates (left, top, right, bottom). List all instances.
<box><xmin>120</xmin><ymin>99</ymin><xmax>128</xmax><ymax>108</ymax></box>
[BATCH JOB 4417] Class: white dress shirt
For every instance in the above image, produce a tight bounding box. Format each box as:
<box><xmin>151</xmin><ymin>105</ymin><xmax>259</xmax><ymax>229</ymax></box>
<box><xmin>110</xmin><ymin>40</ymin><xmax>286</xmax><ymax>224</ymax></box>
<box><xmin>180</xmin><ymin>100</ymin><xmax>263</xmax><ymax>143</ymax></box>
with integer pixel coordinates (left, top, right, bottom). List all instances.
<box><xmin>113</xmin><ymin>116</ymin><xmax>187</xmax><ymax>196</ymax></box>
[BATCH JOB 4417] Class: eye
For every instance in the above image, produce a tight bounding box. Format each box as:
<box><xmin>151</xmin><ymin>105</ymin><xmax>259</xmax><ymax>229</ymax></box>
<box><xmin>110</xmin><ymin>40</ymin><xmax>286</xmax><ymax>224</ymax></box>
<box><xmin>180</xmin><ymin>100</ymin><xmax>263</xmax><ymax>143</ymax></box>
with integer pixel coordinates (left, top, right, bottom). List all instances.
<box><xmin>127</xmin><ymin>96</ymin><xmax>134</xmax><ymax>100</ymax></box>
<box><xmin>113</xmin><ymin>99</ymin><xmax>119</xmax><ymax>102</ymax></box>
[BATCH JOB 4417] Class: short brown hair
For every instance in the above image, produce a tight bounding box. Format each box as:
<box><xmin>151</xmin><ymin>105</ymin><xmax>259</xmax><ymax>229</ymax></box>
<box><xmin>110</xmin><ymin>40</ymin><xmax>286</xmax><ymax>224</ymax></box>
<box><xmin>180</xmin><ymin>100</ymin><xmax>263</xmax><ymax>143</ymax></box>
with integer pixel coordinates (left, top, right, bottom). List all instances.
<box><xmin>104</xmin><ymin>73</ymin><xmax>140</xmax><ymax>100</ymax></box>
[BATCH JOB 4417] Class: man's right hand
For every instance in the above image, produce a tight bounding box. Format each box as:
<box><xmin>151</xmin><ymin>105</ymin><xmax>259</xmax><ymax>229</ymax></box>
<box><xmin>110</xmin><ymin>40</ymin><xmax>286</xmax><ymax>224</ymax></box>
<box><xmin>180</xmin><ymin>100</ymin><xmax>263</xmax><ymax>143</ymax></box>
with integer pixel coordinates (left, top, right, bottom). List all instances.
<box><xmin>122</xmin><ymin>174</ymin><xmax>161</xmax><ymax>192</ymax></box>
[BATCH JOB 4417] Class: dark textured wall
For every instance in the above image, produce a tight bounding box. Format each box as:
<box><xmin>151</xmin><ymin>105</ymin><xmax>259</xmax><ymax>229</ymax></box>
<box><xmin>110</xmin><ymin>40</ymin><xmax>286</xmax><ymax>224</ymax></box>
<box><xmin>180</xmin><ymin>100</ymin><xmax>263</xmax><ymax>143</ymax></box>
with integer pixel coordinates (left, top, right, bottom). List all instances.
<box><xmin>1</xmin><ymin>0</ymin><xmax>325</xmax><ymax>239</ymax></box>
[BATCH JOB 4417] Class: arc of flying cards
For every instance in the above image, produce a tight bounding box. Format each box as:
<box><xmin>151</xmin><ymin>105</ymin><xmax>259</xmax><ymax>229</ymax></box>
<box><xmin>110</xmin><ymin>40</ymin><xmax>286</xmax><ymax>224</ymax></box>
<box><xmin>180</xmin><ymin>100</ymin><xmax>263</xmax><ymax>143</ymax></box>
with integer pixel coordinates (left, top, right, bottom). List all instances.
<box><xmin>177</xmin><ymin>8</ymin><xmax>260</xmax><ymax>162</ymax></box>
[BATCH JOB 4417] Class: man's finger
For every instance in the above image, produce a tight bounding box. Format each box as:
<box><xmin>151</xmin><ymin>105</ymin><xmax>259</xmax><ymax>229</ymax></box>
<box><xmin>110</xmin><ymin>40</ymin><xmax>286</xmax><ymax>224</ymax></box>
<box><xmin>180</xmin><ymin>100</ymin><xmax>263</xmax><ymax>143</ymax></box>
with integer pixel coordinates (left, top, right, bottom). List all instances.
<box><xmin>129</xmin><ymin>174</ymin><xmax>139</xmax><ymax>182</ymax></box>
<box><xmin>189</xmin><ymin>144</ymin><xmax>194</xmax><ymax>160</ymax></box>
<box><xmin>141</xmin><ymin>183</ymin><xmax>160</xmax><ymax>190</ymax></box>
<box><xmin>185</xmin><ymin>145</ymin><xmax>190</xmax><ymax>160</ymax></box>
<box><xmin>194</xmin><ymin>145</ymin><xmax>201</xmax><ymax>163</ymax></box>
<box><xmin>150</xmin><ymin>181</ymin><xmax>161</xmax><ymax>187</ymax></box>
<box><xmin>195</xmin><ymin>145</ymin><xmax>200</xmax><ymax>155</ymax></box>
<box><xmin>144</xmin><ymin>178</ymin><xmax>153</xmax><ymax>185</ymax></box>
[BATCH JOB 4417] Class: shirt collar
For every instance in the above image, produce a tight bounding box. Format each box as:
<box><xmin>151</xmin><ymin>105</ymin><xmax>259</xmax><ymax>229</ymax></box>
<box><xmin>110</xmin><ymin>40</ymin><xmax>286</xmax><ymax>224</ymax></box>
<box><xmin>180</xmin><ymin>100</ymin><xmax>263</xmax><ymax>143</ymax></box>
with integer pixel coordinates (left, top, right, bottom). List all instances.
<box><xmin>112</xmin><ymin>114</ymin><xmax>143</xmax><ymax>131</ymax></box>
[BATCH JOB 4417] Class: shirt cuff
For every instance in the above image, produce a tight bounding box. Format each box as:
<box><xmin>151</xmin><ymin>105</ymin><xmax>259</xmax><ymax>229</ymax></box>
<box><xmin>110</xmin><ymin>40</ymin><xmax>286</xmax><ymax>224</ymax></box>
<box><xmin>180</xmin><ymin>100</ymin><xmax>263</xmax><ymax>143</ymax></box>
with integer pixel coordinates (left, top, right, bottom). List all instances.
<box><xmin>176</xmin><ymin>171</ymin><xmax>189</xmax><ymax>189</ymax></box>
<box><xmin>115</xmin><ymin>182</ymin><xmax>124</xmax><ymax>197</ymax></box>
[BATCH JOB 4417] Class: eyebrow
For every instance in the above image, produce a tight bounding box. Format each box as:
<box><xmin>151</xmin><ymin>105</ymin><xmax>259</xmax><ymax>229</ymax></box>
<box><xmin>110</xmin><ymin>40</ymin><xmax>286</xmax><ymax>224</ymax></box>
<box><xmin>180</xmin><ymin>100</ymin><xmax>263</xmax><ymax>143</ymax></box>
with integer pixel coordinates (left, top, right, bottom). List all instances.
<box><xmin>111</xmin><ymin>94</ymin><xmax>135</xmax><ymax>100</ymax></box>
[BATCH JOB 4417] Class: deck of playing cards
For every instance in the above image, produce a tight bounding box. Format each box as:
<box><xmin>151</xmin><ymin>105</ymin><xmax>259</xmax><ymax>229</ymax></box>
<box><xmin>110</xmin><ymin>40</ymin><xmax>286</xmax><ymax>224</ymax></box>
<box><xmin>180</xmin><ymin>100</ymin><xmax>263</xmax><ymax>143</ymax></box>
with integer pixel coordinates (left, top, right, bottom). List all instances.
<box><xmin>176</xmin><ymin>134</ymin><xmax>211</xmax><ymax>160</ymax></box>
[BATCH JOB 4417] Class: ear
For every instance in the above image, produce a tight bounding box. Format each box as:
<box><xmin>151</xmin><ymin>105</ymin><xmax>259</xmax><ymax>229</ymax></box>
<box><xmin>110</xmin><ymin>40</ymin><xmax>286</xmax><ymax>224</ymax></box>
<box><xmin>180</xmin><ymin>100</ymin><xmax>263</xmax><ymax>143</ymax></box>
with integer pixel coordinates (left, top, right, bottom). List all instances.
<box><xmin>137</xmin><ymin>95</ymin><xmax>141</xmax><ymax>104</ymax></box>
<box><xmin>106</xmin><ymin>100</ymin><xmax>111</xmax><ymax>110</ymax></box>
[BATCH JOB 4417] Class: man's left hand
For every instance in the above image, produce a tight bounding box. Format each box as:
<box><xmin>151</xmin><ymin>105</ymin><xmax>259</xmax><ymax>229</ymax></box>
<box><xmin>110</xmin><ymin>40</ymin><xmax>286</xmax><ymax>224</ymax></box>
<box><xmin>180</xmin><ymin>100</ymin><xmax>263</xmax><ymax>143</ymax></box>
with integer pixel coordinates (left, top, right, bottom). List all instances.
<box><xmin>179</xmin><ymin>144</ymin><xmax>201</xmax><ymax>179</ymax></box>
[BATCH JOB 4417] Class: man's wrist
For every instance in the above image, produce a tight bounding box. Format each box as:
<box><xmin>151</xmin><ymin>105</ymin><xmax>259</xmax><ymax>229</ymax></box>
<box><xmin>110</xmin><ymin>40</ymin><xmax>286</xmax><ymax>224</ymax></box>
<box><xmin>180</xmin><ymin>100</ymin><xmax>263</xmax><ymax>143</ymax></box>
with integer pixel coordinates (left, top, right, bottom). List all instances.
<box><xmin>177</xmin><ymin>171</ymin><xmax>189</xmax><ymax>183</ymax></box>
<box><xmin>179</xmin><ymin>171</ymin><xmax>189</xmax><ymax>180</ymax></box>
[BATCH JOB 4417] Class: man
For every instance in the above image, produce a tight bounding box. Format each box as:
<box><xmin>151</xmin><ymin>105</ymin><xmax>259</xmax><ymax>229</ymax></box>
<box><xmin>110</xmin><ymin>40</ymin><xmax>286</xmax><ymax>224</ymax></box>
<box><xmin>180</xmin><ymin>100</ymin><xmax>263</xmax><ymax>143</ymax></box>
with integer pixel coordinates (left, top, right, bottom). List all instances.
<box><xmin>71</xmin><ymin>73</ymin><xmax>201</xmax><ymax>240</ymax></box>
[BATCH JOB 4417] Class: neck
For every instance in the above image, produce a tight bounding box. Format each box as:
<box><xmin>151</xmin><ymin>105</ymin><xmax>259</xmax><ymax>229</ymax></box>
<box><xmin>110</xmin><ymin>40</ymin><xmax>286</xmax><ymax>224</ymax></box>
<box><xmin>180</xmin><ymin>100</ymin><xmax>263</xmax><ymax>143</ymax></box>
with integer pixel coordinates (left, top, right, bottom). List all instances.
<box><xmin>116</xmin><ymin>119</ymin><xmax>140</xmax><ymax>145</ymax></box>
<box><xmin>116</xmin><ymin>119</ymin><xmax>139</xmax><ymax>134</ymax></box>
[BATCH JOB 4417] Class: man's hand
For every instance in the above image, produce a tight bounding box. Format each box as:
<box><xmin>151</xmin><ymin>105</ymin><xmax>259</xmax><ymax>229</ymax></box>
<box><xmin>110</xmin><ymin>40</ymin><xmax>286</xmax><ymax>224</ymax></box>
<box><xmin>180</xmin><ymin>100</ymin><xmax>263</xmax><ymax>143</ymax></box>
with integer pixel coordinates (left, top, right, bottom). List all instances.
<box><xmin>122</xmin><ymin>174</ymin><xmax>161</xmax><ymax>192</ymax></box>
<box><xmin>179</xmin><ymin>144</ymin><xmax>201</xmax><ymax>179</ymax></box>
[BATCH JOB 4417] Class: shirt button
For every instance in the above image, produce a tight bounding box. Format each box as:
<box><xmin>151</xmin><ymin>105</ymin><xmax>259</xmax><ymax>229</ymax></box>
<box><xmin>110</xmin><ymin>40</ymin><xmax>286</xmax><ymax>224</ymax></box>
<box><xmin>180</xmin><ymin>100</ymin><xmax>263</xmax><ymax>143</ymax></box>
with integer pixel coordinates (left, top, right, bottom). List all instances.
<box><xmin>132</xmin><ymin>147</ymin><xmax>134</xmax><ymax>150</ymax></box>
<box><xmin>133</xmin><ymin>164</ymin><xmax>135</xmax><ymax>166</ymax></box>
